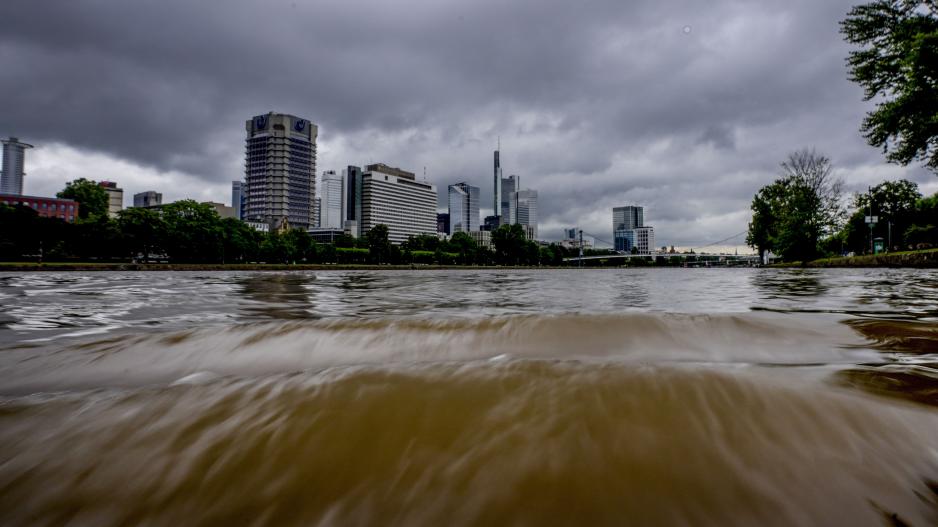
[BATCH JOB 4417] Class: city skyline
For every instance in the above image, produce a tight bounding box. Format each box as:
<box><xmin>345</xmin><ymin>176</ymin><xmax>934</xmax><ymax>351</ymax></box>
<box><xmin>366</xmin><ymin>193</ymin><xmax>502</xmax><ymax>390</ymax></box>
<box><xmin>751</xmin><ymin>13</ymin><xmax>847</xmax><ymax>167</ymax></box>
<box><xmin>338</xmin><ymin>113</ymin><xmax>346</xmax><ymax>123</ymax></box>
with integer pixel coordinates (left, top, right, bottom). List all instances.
<box><xmin>3</xmin><ymin>0</ymin><xmax>937</xmax><ymax>248</ymax></box>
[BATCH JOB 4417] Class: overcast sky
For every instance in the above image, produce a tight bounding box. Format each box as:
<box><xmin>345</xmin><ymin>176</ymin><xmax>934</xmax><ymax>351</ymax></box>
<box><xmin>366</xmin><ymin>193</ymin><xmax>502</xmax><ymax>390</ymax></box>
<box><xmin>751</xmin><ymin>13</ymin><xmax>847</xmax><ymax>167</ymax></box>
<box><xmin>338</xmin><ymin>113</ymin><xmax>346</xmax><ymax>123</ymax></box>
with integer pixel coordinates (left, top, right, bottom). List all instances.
<box><xmin>2</xmin><ymin>0</ymin><xmax>935</xmax><ymax>248</ymax></box>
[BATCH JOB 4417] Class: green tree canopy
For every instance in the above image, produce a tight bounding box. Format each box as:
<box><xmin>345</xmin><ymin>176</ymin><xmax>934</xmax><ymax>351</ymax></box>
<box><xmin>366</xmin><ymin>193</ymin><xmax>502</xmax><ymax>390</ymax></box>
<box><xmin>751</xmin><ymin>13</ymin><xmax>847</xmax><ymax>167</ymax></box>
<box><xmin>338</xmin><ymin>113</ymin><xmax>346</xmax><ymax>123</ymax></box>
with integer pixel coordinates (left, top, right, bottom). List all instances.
<box><xmin>57</xmin><ymin>178</ymin><xmax>108</xmax><ymax>219</ymax></box>
<box><xmin>117</xmin><ymin>207</ymin><xmax>164</xmax><ymax>262</ymax></box>
<box><xmin>160</xmin><ymin>200</ymin><xmax>223</xmax><ymax>263</ymax></box>
<box><xmin>366</xmin><ymin>224</ymin><xmax>391</xmax><ymax>264</ymax></box>
<box><xmin>841</xmin><ymin>1</ymin><xmax>938</xmax><ymax>172</ymax></box>
<box><xmin>747</xmin><ymin>149</ymin><xmax>845</xmax><ymax>262</ymax></box>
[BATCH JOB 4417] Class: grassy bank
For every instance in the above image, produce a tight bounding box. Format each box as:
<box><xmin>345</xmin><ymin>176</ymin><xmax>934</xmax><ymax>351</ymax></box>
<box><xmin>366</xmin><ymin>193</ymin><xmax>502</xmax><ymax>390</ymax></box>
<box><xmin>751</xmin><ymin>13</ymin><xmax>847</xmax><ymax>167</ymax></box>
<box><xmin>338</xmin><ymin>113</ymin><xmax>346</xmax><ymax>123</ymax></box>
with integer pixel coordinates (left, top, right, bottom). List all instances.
<box><xmin>799</xmin><ymin>248</ymin><xmax>938</xmax><ymax>268</ymax></box>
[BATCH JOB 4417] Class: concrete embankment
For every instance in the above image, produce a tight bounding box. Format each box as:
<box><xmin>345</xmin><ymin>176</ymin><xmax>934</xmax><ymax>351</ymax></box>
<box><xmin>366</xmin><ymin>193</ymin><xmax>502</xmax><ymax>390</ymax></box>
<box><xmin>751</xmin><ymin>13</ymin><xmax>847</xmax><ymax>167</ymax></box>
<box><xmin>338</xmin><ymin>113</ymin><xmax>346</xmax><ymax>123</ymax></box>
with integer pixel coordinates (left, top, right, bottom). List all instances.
<box><xmin>805</xmin><ymin>249</ymin><xmax>938</xmax><ymax>268</ymax></box>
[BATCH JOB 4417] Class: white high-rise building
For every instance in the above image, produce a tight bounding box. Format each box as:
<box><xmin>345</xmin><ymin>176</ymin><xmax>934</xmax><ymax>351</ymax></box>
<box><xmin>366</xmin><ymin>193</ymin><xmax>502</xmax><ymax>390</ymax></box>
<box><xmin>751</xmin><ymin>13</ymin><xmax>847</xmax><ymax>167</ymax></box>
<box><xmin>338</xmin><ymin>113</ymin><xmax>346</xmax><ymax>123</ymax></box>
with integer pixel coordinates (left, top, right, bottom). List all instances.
<box><xmin>509</xmin><ymin>189</ymin><xmax>538</xmax><ymax>240</ymax></box>
<box><xmin>244</xmin><ymin>112</ymin><xmax>317</xmax><ymax>230</ymax></box>
<box><xmin>448</xmin><ymin>182</ymin><xmax>480</xmax><ymax>235</ymax></box>
<box><xmin>358</xmin><ymin>163</ymin><xmax>437</xmax><ymax>245</ymax></box>
<box><xmin>1</xmin><ymin>137</ymin><xmax>34</xmax><ymax>196</ymax></box>
<box><xmin>319</xmin><ymin>170</ymin><xmax>345</xmax><ymax>229</ymax></box>
<box><xmin>634</xmin><ymin>227</ymin><xmax>655</xmax><ymax>255</ymax></box>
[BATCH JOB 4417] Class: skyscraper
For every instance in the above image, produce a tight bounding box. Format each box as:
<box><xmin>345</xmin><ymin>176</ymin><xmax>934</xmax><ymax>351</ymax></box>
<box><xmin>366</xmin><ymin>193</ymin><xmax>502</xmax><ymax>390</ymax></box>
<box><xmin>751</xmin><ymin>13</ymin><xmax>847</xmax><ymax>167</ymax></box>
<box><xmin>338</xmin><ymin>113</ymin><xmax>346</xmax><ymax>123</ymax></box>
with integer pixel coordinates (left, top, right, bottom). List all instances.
<box><xmin>613</xmin><ymin>205</ymin><xmax>655</xmax><ymax>254</ymax></box>
<box><xmin>500</xmin><ymin>174</ymin><xmax>519</xmax><ymax>220</ymax></box>
<box><xmin>134</xmin><ymin>191</ymin><xmax>162</xmax><ymax>208</ymax></box>
<box><xmin>448</xmin><ymin>182</ymin><xmax>480</xmax><ymax>234</ymax></box>
<box><xmin>613</xmin><ymin>206</ymin><xmax>643</xmax><ymax>233</ymax></box>
<box><xmin>1</xmin><ymin>137</ymin><xmax>34</xmax><ymax>195</ymax></box>
<box><xmin>344</xmin><ymin>165</ymin><xmax>363</xmax><ymax>236</ymax></box>
<box><xmin>319</xmin><ymin>170</ymin><xmax>345</xmax><ymax>229</ymax></box>
<box><xmin>231</xmin><ymin>181</ymin><xmax>243</xmax><ymax>219</ymax></box>
<box><xmin>493</xmin><ymin>145</ymin><xmax>502</xmax><ymax>224</ymax></box>
<box><xmin>243</xmin><ymin>112</ymin><xmax>318</xmax><ymax>230</ymax></box>
<box><xmin>509</xmin><ymin>189</ymin><xmax>538</xmax><ymax>239</ymax></box>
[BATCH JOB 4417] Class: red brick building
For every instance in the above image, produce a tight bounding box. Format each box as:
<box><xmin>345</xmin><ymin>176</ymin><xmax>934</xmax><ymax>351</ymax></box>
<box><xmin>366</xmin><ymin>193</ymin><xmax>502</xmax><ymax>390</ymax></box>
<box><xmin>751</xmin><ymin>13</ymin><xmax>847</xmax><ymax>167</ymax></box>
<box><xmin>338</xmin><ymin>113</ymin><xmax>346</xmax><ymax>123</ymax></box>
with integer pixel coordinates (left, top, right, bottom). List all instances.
<box><xmin>0</xmin><ymin>193</ymin><xmax>80</xmax><ymax>222</ymax></box>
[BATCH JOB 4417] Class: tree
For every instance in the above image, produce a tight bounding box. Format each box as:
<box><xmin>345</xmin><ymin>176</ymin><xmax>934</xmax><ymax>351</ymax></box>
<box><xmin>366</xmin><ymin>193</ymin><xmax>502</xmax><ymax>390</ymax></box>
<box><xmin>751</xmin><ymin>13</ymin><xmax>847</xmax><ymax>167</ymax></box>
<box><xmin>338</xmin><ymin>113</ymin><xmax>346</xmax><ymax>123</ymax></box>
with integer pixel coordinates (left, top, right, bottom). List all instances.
<box><xmin>747</xmin><ymin>180</ymin><xmax>787</xmax><ymax>262</ymax></box>
<box><xmin>118</xmin><ymin>207</ymin><xmax>164</xmax><ymax>262</ymax></box>
<box><xmin>841</xmin><ymin>1</ymin><xmax>938</xmax><ymax>172</ymax></box>
<box><xmin>160</xmin><ymin>200</ymin><xmax>223</xmax><ymax>262</ymax></box>
<box><xmin>366</xmin><ymin>224</ymin><xmax>391</xmax><ymax>264</ymax></box>
<box><xmin>448</xmin><ymin>232</ymin><xmax>478</xmax><ymax>265</ymax></box>
<box><xmin>491</xmin><ymin>224</ymin><xmax>527</xmax><ymax>265</ymax></box>
<box><xmin>746</xmin><ymin>149</ymin><xmax>845</xmax><ymax>262</ymax></box>
<box><xmin>57</xmin><ymin>178</ymin><xmax>108</xmax><ymax>219</ymax></box>
<box><xmin>220</xmin><ymin>217</ymin><xmax>261</xmax><ymax>263</ymax></box>
<box><xmin>854</xmin><ymin>179</ymin><xmax>922</xmax><ymax>249</ymax></box>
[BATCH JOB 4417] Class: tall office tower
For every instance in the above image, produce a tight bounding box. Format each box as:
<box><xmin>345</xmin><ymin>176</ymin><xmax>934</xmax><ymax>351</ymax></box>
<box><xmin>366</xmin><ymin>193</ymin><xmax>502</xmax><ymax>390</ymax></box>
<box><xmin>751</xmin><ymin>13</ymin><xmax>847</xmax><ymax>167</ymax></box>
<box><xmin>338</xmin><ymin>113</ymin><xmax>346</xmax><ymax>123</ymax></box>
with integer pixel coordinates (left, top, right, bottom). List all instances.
<box><xmin>500</xmin><ymin>174</ymin><xmax>519</xmax><ymax>220</ymax></box>
<box><xmin>133</xmin><ymin>191</ymin><xmax>162</xmax><ymax>208</ymax></box>
<box><xmin>1</xmin><ymin>137</ymin><xmax>34</xmax><ymax>195</ymax></box>
<box><xmin>493</xmin><ymin>146</ymin><xmax>502</xmax><ymax>224</ymax></box>
<box><xmin>509</xmin><ymin>189</ymin><xmax>538</xmax><ymax>239</ymax></box>
<box><xmin>244</xmin><ymin>112</ymin><xmax>318</xmax><ymax>230</ymax></box>
<box><xmin>231</xmin><ymin>181</ymin><xmax>243</xmax><ymax>219</ymax></box>
<box><xmin>344</xmin><ymin>165</ymin><xmax>364</xmax><ymax>236</ymax></box>
<box><xmin>447</xmin><ymin>182</ymin><xmax>480</xmax><ymax>235</ymax></box>
<box><xmin>358</xmin><ymin>163</ymin><xmax>437</xmax><ymax>244</ymax></box>
<box><xmin>613</xmin><ymin>205</ymin><xmax>655</xmax><ymax>254</ymax></box>
<box><xmin>320</xmin><ymin>170</ymin><xmax>345</xmax><ymax>229</ymax></box>
<box><xmin>313</xmin><ymin>198</ymin><xmax>321</xmax><ymax>228</ymax></box>
<box><xmin>613</xmin><ymin>205</ymin><xmax>644</xmax><ymax>233</ymax></box>
<box><xmin>99</xmin><ymin>181</ymin><xmax>123</xmax><ymax>217</ymax></box>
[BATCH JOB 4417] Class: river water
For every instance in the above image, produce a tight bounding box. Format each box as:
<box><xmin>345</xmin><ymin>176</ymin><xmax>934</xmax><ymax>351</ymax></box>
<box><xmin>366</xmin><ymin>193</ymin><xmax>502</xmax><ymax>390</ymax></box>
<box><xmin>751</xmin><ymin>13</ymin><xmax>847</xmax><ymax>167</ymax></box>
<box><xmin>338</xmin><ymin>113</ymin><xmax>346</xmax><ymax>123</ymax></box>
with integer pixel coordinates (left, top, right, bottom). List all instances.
<box><xmin>1</xmin><ymin>269</ymin><xmax>937</xmax><ymax>526</ymax></box>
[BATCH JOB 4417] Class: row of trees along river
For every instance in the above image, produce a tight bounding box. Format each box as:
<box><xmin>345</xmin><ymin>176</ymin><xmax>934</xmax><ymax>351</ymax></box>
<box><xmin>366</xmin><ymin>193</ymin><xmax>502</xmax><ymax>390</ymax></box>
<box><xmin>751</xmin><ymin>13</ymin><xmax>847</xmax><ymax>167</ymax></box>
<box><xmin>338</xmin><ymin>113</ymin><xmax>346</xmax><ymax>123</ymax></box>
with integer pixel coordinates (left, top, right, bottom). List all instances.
<box><xmin>747</xmin><ymin>1</ymin><xmax>938</xmax><ymax>263</ymax></box>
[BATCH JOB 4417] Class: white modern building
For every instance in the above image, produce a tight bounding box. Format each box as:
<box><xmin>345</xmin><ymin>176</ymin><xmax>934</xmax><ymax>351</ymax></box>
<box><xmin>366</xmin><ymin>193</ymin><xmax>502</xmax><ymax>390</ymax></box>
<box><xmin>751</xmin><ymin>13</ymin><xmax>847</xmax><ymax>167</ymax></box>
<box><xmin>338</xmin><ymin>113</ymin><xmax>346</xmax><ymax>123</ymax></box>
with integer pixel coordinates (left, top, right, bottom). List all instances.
<box><xmin>1</xmin><ymin>137</ymin><xmax>33</xmax><ymax>195</ymax></box>
<box><xmin>348</xmin><ymin>163</ymin><xmax>437</xmax><ymax>245</ymax></box>
<box><xmin>243</xmin><ymin>112</ymin><xmax>317</xmax><ymax>230</ymax></box>
<box><xmin>319</xmin><ymin>170</ymin><xmax>345</xmax><ymax>229</ymax></box>
<box><xmin>633</xmin><ymin>226</ymin><xmax>655</xmax><ymax>255</ymax></box>
<box><xmin>447</xmin><ymin>182</ymin><xmax>480</xmax><ymax>234</ymax></box>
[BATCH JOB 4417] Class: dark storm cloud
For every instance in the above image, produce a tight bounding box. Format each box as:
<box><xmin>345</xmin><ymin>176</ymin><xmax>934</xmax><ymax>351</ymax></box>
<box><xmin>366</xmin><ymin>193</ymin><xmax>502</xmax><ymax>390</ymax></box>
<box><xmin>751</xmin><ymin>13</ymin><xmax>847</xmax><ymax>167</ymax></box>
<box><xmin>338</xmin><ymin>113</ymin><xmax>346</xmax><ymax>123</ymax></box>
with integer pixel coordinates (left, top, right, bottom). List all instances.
<box><xmin>1</xmin><ymin>0</ymin><xmax>931</xmax><ymax>245</ymax></box>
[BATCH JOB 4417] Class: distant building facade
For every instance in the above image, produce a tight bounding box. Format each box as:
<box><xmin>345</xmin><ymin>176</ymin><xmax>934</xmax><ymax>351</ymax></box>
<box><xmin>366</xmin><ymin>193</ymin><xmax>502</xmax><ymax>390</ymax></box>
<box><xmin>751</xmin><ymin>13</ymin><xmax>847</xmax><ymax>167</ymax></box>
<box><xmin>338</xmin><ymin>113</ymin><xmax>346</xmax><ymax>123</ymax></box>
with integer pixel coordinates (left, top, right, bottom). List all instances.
<box><xmin>482</xmin><ymin>215</ymin><xmax>499</xmax><ymax>232</ymax></box>
<box><xmin>493</xmin><ymin>148</ymin><xmax>502</xmax><ymax>225</ymax></box>
<box><xmin>613</xmin><ymin>205</ymin><xmax>655</xmax><ymax>254</ymax></box>
<box><xmin>204</xmin><ymin>202</ymin><xmax>237</xmax><ymax>219</ymax></box>
<box><xmin>509</xmin><ymin>189</ymin><xmax>538</xmax><ymax>239</ymax></box>
<box><xmin>437</xmin><ymin>212</ymin><xmax>450</xmax><ymax>234</ymax></box>
<box><xmin>0</xmin><ymin>137</ymin><xmax>33</xmax><ymax>196</ymax></box>
<box><xmin>99</xmin><ymin>181</ymin><xmax>123</xmax><ymax>217</ymax></box>
<box><xmin>447</xmin><ymin>182</ymin><xmax>480</xmax><ymax>235</ymax></box>
<box><xmin>500</xmin><ymin>175</ymin><xmax>519</xmax><ymax>222</ymax></box>
<box><xmin>231</xmin><ymin>181</ymin><xmax>243</xmax><ymax>219</ymax></box>
<box><xmin>243</xmin><ymin>112</ymin><xmax>318</xmax><ymax>230</ymax></box>
<box><xmin>0</xmin><ymin>193</ymin><xmax>78</xmax><ymax>222</ymax></box>
<box><xmin>133</xmin><ymin>191</ymin><xmax>162</xmax><ymax>208</ymax></box>
<box><xmin>319</xmin><ymin>170</ymin><xmax>344</xmax><ymax>229</ymax></box>
<box><xmin>346</xmin><ymin>163</ymin><xmax>436</xmax><ymax>245</ymax></box>
<box><xmin>469</xmin><ymin>230</ymin><xmax>492</xmax><ymax>249</ymax></box>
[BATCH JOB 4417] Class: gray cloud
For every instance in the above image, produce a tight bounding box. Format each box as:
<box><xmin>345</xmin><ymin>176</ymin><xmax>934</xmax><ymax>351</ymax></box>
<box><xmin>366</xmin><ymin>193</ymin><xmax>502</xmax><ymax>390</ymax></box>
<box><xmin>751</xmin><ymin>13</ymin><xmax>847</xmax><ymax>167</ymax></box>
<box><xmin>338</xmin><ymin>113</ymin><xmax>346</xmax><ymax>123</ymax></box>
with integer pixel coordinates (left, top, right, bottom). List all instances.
<box><xmin>1</xmin><ymin>0</ymin><xmax>933</xmax><ymax>246</ymax></box>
